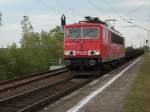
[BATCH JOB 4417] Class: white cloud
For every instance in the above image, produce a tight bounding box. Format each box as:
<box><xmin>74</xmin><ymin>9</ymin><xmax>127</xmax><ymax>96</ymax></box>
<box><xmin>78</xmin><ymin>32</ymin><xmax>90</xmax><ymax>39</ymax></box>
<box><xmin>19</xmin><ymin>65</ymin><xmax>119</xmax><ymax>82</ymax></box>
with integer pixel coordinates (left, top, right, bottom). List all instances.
<box><xmin>0</xmin><ymin>0</ymin><xmax>149</xmax><ymax>48</ymax></box>
<box><xmin>0</xmin><ymin>23</ymin><xmax>21</xmax><ymax>47</ymax></box>
<box><xmin>0</xmin><ymin>12</ymin><xmax>147</xmax><ymax>48</ymax></box>
<box><xmin>0</xmin><ymin>0</ymin><xmax>19</xmax><ymax>5</ymax></box>
<box><xmin>29</xmin><ymin>14</ymin><xmax>60</xmax><ymax>32</ymax></box>
<box><xmin>117</xmin><ymin>0</ymin><xmax>150</xmax><ymax>7</ymax></box>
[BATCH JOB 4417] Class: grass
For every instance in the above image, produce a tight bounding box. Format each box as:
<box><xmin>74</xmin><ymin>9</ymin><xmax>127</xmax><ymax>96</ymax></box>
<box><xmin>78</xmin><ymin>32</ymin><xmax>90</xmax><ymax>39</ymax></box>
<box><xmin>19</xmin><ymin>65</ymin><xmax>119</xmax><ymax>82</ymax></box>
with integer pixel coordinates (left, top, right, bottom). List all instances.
<box><xmin>123</xmin><ymin>53</ymin><xmax>150</xmax><ymax>112</ymax></box>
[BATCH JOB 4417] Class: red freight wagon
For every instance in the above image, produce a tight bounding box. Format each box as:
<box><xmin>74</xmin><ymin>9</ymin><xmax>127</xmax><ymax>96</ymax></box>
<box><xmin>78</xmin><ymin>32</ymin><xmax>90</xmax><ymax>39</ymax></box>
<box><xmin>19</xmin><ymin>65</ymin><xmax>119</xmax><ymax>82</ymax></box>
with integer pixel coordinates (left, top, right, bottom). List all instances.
<box><xmin>62</xmin><ymin>16</ymin><xmax>125</xmax><ymax>70</ymax></box>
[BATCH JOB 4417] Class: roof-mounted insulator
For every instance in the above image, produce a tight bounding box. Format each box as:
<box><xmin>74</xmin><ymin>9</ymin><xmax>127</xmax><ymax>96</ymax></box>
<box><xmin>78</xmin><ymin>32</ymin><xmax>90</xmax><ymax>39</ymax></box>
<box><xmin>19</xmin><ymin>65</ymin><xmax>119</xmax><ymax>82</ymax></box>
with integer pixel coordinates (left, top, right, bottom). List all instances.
<box><xmin>79</xmin><ymin>16</ymin><xmax>108</xmax><ymax>27</ymax></box>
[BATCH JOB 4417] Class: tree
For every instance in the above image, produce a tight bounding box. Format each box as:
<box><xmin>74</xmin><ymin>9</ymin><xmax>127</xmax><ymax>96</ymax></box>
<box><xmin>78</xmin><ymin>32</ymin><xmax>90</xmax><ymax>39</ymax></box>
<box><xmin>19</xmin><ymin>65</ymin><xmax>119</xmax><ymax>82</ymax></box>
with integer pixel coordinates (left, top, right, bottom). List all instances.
<box><xmin>0</xmin><ymin>15</ymin><xmax>64</xmax><ymax>80</ymax></box>
<box><xmin>49</xmin><ymin>26</ymin><xmax>64</xmax><ymax>59</ymax></box>
<box><xmin>21</xmin><ymin>16</ymin><xmax>33</xmax><ymax>35</ymax></box>
<box><xmin>0</xmin><ymin>48</ymin><xmax>8</xmax><ymax>80</ymax></box>
<box><xmin>20</xmin><ymin>16</ymin><xmax>35</xmax><ymax>48</ymax></box>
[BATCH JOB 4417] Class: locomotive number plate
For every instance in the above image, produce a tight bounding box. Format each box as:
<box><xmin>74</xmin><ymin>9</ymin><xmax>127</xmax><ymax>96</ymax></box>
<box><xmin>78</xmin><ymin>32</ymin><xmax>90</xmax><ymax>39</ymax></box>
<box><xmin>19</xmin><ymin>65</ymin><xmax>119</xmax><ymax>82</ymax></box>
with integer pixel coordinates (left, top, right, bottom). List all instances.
<box><xmin>76</xmin><ymin>51</ymin><xmax>88</xmax><ymax>55</ymax></box>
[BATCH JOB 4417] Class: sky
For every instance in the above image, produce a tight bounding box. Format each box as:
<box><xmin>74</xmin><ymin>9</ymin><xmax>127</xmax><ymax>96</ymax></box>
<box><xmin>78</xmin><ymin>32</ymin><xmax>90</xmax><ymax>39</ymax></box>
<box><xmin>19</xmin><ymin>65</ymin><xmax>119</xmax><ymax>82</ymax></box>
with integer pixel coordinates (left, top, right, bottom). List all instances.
<box><xmin>0</xmin><ymin>0</ymin><xmax>150</xmax><ymax>48</ymax></box>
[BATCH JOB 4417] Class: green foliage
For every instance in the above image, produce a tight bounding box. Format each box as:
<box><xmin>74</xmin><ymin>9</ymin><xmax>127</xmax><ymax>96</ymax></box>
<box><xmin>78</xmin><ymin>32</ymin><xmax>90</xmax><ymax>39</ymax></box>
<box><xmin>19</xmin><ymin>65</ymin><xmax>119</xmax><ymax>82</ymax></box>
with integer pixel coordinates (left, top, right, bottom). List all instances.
<box><xmin>21</xmin><ymin>16</ymin><xmax>33</xmax><ymax>35</ymax></box>
<box><xmin>0</xmin><ymin>16</ymin><xmax>63</xmax><ymax>80</ymax></box>
<box><xmin>123</xmin><ymin>54</ymin><xmax>150</xmax><ymax>112</ymax></box>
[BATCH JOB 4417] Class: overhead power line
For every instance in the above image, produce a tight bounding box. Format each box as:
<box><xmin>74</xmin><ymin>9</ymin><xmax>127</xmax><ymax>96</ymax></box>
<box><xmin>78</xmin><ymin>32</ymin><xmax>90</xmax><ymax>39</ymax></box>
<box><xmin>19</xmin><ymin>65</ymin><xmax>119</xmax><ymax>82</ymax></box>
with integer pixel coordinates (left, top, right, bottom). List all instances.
<box><xmin>54</xmin><ymin>0</ymin><xmax>75</xmax><ymax>14</ymax></box>
<box><xmin>122</xmin><ymin>0</ymin><xmax>146</xmax><ymax>17</ymax></box>
<box><xmin>123</xmin><ymin>19</ymin><xmax>150</xmax><ymax>32</ymax></box>
<box><xmin>123</xmin><ymin>18</ymin><xmax>150</xmax><ymax>47</ymax></box>
<box><xmin>99</xmin><ymin>0</ymin><xmax>150</xmax><ymax>31</ymax></box>
<box><xmin>104</xmin><ymin>0</ymin><xmax>119</xmax><ymax>14</ymax></box>
<box><xmin>103</xmin><ymin>0</ymin><xmax>144</xmax><ymax>18</ymax></box>
<box><xmin>35</xmin><ymin>0</ymin><xmax>63</xmax><ymax>14</ymax></box>
<box><xmin>87</xmin><ymin>0</ymin><xmax>106</xmax><ymax>15</ymax></box>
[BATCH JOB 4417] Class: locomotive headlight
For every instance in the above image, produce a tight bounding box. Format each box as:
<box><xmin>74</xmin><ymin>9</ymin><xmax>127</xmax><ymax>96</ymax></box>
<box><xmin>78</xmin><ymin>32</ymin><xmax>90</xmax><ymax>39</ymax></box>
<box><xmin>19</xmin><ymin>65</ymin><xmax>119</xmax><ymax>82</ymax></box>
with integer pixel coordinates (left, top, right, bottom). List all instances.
<box><xmin>95</xmin><ymin>51</ymin><xmax>100</xmax><ymax>55</ymax></box>
<box><xmin>64</xmin><ymin>51</ymin><xmax>70</xmax><ymax>55</ymax></box>
<box><xmin>64</xmin><ymin>51</ymin><xmax>76</xmax><ymax>56</ymax></box>
<box><xmin>88</xmin><ymin>50</ymin><xmax>100</xmax><ymax>56</ymax></box>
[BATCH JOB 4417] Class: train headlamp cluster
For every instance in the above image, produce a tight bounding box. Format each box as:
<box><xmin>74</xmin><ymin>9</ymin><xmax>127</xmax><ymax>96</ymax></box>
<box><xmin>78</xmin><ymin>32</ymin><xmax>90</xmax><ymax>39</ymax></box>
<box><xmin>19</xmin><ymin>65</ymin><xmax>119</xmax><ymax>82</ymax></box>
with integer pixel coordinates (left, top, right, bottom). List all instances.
<box><xmin>64</xmin><ymin>51</ymin><xmax>76</xmax><ymax>56</ymax></box>
<box><xmin>88</xmin><ymin>50</ymin><xmax>100</xmax><ymax>56</ymax></box>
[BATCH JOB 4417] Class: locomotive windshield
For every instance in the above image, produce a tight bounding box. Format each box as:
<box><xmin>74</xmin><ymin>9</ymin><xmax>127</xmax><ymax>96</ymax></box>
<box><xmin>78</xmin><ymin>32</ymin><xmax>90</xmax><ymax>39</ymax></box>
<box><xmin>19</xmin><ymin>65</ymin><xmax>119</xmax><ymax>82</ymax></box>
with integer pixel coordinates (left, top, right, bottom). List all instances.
<box><xmin>83</xmin><ymin>28</ymin><xmax>98</xmax><ymax>38</ymax></box>
<box><xmin>67</xmin><ymin>28</ymin><xmax>81</xmax><ymax>38</ymax></box>
<box><xmin>66</xmin><ymin>28</ymin><xmax>98</xmax><ymax>39</ymax></box>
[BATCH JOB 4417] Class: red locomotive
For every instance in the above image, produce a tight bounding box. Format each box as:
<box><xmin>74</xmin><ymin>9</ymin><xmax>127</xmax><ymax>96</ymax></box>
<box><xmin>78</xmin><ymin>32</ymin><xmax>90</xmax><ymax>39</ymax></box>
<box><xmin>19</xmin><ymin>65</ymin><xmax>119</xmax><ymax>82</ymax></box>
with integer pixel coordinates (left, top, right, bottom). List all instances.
<box><xmin>62</xmin><ymin>16</ymin><xmax>125</xmax><ymax>70</ymax></box>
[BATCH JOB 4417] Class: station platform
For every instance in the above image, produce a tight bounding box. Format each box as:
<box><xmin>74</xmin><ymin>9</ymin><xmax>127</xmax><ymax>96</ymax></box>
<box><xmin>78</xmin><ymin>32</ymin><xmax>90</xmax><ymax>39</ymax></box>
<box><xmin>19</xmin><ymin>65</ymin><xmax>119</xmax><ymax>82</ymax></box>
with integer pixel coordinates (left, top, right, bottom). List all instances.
<box><xmin>50</xmin><ymin>65</ymin><xmax>65</xmax><ymax>70</ymax></box>
<box><xmin>41</xmin><ymin>57</ymin><xmax>143</xmax><ymax>112</ymax></box>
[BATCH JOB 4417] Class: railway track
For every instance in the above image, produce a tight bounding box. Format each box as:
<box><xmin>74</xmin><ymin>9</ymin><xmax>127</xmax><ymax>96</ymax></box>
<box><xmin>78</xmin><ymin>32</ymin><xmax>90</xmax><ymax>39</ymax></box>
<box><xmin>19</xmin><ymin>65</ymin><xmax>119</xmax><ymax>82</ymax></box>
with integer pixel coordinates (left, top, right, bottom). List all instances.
<box><xmin>0</xmin><ymin>55</ymin><xmax>143</xmax><ymax>112</ymax></box>
<box><xmin>0</xmin><ymin>68</ymin><xmax>67</xmax><ymax>90</ymax></box>
<box><xmin>0</xmin><ymin>68</ymin><xmax>69</xmax><ymax>99</ymax></box>
<box><xmin>0</xmin><ymin>68</ymin><xmax>67</xmax><ymax>88</ymax></box>
<box><xmin>0</xmin><ymin>73</ymin><xmax>99</xmax><ymax>112</ymax></box>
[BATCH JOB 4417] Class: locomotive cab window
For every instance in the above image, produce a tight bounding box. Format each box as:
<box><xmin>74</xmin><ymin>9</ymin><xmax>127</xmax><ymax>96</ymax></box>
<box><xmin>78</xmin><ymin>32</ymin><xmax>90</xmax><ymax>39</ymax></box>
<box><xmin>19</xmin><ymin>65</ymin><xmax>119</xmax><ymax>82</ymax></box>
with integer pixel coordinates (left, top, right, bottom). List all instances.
<box><xmin>83</xmin><ymin>28</ymin><xmax>98</xmax><ymax>38</ymax></box>
<box><xmin>66</xmin><ymin>28</ymin><xmax>81</xmax><ymax>38</ymax></box>
<box><xmin>66</xmin><ymin>28</ymin><xmax>98</xmax><ymax>39</ymax></box>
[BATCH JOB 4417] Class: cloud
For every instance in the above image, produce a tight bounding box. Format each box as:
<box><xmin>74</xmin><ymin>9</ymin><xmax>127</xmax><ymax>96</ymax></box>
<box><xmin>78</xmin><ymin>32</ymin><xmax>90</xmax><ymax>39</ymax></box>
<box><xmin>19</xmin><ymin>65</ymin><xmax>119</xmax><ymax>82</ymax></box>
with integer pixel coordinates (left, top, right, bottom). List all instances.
<box><xmin>117</xmin><ymin>0</ymin><xmax>150</xmax><ymax>7</ymax></box>
<box><xmin>0</xmin><ymin>23</ymin><xmax>21</xmax><ymax>47</ymax></box>
<box><xmin>0</xmin><ymin>0</ymin><xmax>149</xmax><ymax>48</ymax></box>
<box><xmin>0</xmin><ymin>0</ymin><xmax>19</xmax><ymax>5</ymax></box>
<box><xmin>29</xmin><ymin>14</ymin><xmax>60</xmax><ymax>31</ymax></box>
